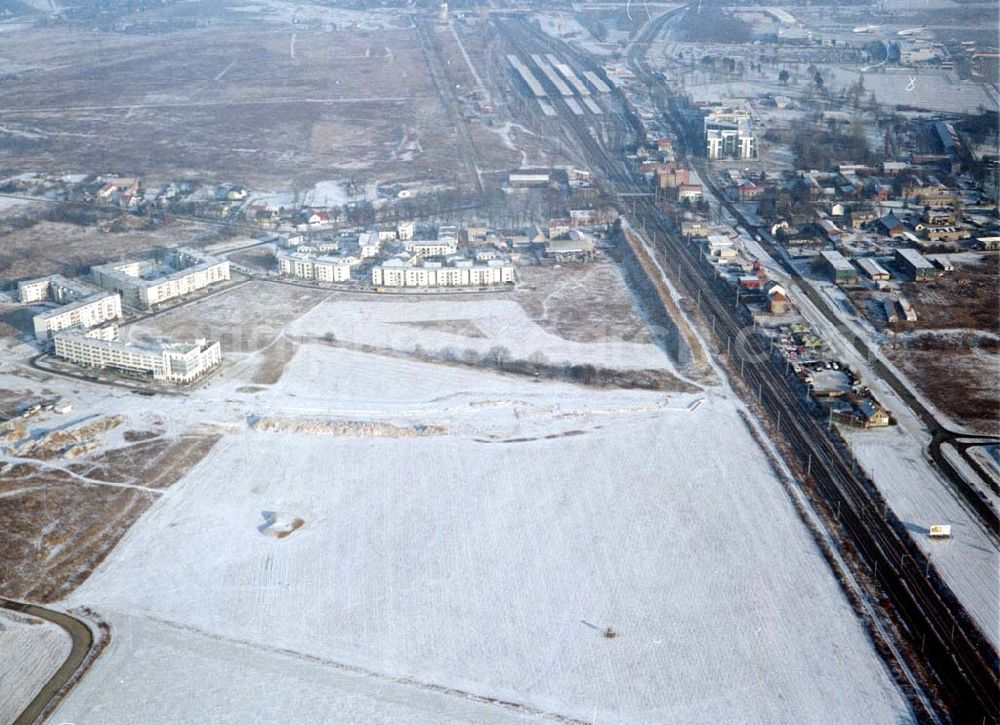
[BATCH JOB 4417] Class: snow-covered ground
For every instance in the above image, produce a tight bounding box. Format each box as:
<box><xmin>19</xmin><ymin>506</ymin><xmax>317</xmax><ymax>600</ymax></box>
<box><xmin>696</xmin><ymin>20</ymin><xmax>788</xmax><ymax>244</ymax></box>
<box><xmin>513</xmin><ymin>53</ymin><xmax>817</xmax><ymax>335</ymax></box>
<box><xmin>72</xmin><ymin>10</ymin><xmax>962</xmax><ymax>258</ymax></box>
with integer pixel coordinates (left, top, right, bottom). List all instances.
<box><xmin>303</xmin><ymin>179</ymin><xmax>378</xmax><ymax>208</ymax></box>
<box><xmin>739</xmin><ymin>244</ymin><xmax>1000</xmax><ymax>647</ymax></box>
<box><xmin>536</xmin><ymin>13</ymin><xmax>612</xmax><ymax>57</ymax></box>
<box><xmin>846</xmin><ymin>427</ymin><xmax>1000</xmax><ymax>645</ymax></box>
<box><xmin>224</xmin><ymin>0</ymin><xmax>405</xmax><ymax>30</ymax></box>
<box><xmin>55</xmin><ymin>611</ymin><xmax>541</xmax><ymax>725</ymax></box>
<box><xmin>46</xmin><ymin>340</ymin><xmax>911</xmax><ymax>724</ymax></box>
<box><xmin>0</xmin><ymin>269</ymin><xmax>912</xmax><ymax>722</ymax></box>
<box><xmin>0</xmin><ymin>608</ymin><xmax>71</xmax><ymax>723</ymax></box>
<box><xmin>823</xmin><ymin>68</ymin><xmax>997</xmax><ymax>115</ymax></box>
<box><xmin>287</xmin><ymin>298</ymin><xmax>679</xmax><ymax>374</ymax></box>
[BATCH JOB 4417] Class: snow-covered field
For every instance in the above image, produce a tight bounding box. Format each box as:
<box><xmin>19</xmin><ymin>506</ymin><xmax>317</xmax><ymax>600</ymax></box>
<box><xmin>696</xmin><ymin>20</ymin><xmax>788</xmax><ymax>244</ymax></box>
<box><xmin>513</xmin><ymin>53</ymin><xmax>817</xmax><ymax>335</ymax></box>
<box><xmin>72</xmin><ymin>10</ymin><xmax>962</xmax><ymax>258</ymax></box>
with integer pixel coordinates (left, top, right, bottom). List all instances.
<box><xmin>824</xmin><ymin>68</ymin><xmax>996</xmax><ymax>115</ymax></box>
<box><xmin>303</xmin><ymin>179</ymin><xmax>379</xmax><ymax>208</ymax></box>
<box><xmin>49</xmin><ymin>340</ymin><xmax>910</xmax><ymax>724</ymax></box>
<box><xmin>288</xmin><ymin>298</ymin><xmax>678</xmax><ymax>374</ymax></box>
<box><xmin>0</xmin><ymin>273</ymin><xmax>911</xmax><ymax>722</ymax></box>
<box><xmin>0</xmin><ymin>608</ymin><xmax>71</xmax><ymax>723</ymax></box>
<box><xmin>846</xmin><ymin>427</ymin><xmax>1000</xmax><ymax>646</ymax></box>
<box><xmin>56</xmin><ymin>611</ymin><xmax>541</xmax><ymax>724</ymax></box>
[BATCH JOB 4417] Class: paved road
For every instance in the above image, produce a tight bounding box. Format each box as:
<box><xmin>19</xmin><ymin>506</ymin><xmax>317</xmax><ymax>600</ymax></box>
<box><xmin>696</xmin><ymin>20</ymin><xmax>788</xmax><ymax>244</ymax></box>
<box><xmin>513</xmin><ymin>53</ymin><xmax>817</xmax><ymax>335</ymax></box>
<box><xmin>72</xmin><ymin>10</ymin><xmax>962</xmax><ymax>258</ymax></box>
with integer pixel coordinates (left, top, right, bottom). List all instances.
<box><xmin>1</xmin><ymin>598</ymin><xmax>94</xmax><ymax>725</ymax></box>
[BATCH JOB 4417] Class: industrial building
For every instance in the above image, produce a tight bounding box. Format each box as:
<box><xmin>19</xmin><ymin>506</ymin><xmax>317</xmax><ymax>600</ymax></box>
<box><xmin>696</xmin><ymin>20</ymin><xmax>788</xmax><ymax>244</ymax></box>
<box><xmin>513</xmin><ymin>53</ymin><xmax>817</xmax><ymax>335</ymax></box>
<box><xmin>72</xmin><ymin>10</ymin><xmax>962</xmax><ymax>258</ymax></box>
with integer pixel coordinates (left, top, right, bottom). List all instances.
<box><xmin>20</xmin><ymin>275</ymin><xmax>123</xmax><ymax>341</ymax></box>
<box><xmin>818</xmin><ymin>250</ymin><xmax>859</xmax><ymax>284</ymax></box>
<box><xmin>53</xmin><ymin>326</ymin><xmax>221</xmax><ymax>385</ymax></box>
<box><xmin>704</xmin><ymin>106</ymin><xmax>756</xmax><ymax>160</ymax></box>
<box><xmin>894</xmin><ymin>248</ymin><xmax>939</xmax><ymax>280</ymax></box>
<box><xmin>276</xmin><ymin>251</ymin><xmax>352</xmax><ymax>283</ymax></box>
<box><xmin>856</xmin><ymin>257</ymin><xmax>891</xmax><ymax>281</ymax></box>
<box><xmin>92</xmin><ymin>247</ymin><xmax>230</xmax><ymax>309</ymax></box>
<box><xmin>706</xmin><ymin>234</ymin><xmax>738</xmax><ymax>259</ymax></box>
<box><xmin>545</xmin><ymin>231</ymin><xmax>596</xmax><ymax>262</ymax></box>
<box><xmin>372</xmin><ymin>257</ymin><xmax>514</xmax><ymax>288</ymax></box>
<box><xmin>509</xmin><ymin>173</ymin><xmax>551</xmax><ymax>188</ymax></box>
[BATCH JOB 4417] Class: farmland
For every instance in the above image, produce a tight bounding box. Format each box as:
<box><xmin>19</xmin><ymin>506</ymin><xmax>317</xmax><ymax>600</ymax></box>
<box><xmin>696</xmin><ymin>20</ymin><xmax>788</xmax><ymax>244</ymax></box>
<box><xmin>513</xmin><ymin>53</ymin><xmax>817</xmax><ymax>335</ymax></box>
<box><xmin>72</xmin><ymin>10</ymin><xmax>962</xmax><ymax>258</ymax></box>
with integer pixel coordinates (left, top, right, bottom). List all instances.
<box><xmin>0</xmin><ymin>276</ymin><xmax>913</xmax><ymax>721</ymax></box>
<box><xmin>53</xmin><ymin>343</ymin><xmax>909</xmax><ymax>724</ymax></box>
<box><xmin>0</xmin><ymin>608</ymin><xmax>71</xmax><ymax>724</ymax></box>
<box><xmin>0</xmin><ymin>0</ymin><xmax>508</xmax><ymax>191</ymax></box>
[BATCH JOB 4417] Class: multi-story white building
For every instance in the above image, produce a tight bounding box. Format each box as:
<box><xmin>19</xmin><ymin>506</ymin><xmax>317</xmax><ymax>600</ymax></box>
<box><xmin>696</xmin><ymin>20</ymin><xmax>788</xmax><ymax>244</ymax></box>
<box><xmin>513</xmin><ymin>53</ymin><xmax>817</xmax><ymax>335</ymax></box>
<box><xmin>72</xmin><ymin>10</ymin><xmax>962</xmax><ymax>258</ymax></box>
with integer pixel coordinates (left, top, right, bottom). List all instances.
<box><xmin>53</xmin><ymin>326</ymin><xmax>221</xmax><ymax>385</ymax></box>
<box><xmin>357</xmin><ymin>232</ymin><xmax>383</xmax><ymax>259</ymax></box>
<box><xmin>276</xmin><ymin>251</ymin><xmax>352</xmax><ymax>283</ymax></box>
<box><xmin>20</xmin><ymin>275</ymin><xmax>123</xmax><ymax>341</ymax></box>
<box><xmin>404</xmin><ymin>239</ymin><xmax>459</xmax><ymax>258</ymax></box>
<box><xmin>376</xmin><ymin>227</ymin><xmax>398</xmax><ymax>243</ymax></box>
<box><xmin>704</xmin><ymin>106</ymin><xmax>756</xmax><ymax>160</ymax></box>
<box><xmin>33</xmin><ymin>294</ymin><xmax>123</xmax><ymax>341</ymax></box>
<box><xmin>372</xmin><ymin>257</ymin><xmax>514</xmax><ymax>288</ymax></box>
<box><xmin>397</xmin><ymin>221</ymin><xmax>415</xmax><ymax>241</ymax></box>
<box><xmin>91</xmin><ymin>247</ymin><xmax>230</xmax><ymax>309</ymax></box>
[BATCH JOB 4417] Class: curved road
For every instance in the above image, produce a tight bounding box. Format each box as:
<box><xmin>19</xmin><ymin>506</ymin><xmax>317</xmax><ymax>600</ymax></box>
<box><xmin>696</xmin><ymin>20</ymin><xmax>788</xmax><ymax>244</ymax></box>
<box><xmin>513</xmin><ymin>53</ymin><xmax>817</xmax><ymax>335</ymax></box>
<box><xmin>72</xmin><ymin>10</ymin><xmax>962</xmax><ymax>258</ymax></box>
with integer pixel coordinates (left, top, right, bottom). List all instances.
<box><xmin>1</xmin><ymin>598</ymin><xmax>94</xmax><ymax>725</ymax></box>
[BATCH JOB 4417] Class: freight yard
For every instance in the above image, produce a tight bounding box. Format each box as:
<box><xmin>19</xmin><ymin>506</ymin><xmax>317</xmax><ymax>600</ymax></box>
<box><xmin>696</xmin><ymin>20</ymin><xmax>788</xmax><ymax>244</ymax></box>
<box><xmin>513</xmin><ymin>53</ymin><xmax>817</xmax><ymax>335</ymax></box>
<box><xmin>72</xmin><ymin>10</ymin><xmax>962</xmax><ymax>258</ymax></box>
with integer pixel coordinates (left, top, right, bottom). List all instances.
<box><xmin>0</xmin><ymin>0</ymin><xmax>996</xmax><ymax>723</ymax></box>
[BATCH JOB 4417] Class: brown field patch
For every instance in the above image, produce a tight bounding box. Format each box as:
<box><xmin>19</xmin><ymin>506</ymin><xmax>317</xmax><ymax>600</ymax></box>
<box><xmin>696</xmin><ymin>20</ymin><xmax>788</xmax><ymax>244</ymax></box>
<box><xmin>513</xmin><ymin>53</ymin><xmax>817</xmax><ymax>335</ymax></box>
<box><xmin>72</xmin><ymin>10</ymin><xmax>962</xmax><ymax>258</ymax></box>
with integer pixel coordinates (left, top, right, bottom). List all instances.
<box><xmin>0</xmin><ymin>433</ymin><xmax>219</xmax><ymax>602</ymax></box>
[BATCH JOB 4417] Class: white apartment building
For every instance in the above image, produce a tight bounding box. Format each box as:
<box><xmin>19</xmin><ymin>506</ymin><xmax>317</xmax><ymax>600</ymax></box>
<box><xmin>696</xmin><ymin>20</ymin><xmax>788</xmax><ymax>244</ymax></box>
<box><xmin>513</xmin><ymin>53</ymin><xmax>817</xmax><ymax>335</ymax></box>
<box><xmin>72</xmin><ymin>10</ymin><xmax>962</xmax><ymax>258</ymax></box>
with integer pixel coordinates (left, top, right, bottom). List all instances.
<box><xmin>18</xmin><ymin>278</ymin><xmax>58</xmax><ymax>304</ymax></box>
<box><xmin>19</xmin><ymin>275</ymin><xmax>96</xmax><ymax>305</ymax></box>
<box><xmin>372</xmin><ymin>258</ymin><xmax>514</xmax><ymax>288</ymax></box>
<box><xmin>276</xmin><ymin>251</ymin><xmax>352</xmax><ymax>283</ymax></box>
<box><xmin>54</xmin><ymin>327</ymin><xmax>221</xmax><ymax>385</ymax></box>
<box><xmin>20</xmin><ymin>275</ymin><xmax>123</xmax><ymax>341</ymax></box>
<box><xmin>404</xmin><ymin>239</ymin><xmax>459</xmax><ymax>257</ymax></box>
<box><xmin>34</xmin><ymin>293</ymin><xmax>123</xmax><ymax>341</ymax></box>
<box><xmin>92</xmin><ymin>247</ymin><xmax>230</xmax><ymax>309</ymax></box>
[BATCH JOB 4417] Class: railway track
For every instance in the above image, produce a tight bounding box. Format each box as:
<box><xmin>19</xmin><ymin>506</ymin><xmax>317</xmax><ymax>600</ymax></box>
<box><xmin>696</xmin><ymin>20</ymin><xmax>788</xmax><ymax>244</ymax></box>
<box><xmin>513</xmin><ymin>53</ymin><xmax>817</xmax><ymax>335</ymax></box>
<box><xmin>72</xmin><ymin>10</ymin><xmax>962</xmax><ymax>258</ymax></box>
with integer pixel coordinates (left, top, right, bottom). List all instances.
<box><xmin>498</xmin><ymin>12</ymin><xmax>999</xmax><ymax>723</ymax></box>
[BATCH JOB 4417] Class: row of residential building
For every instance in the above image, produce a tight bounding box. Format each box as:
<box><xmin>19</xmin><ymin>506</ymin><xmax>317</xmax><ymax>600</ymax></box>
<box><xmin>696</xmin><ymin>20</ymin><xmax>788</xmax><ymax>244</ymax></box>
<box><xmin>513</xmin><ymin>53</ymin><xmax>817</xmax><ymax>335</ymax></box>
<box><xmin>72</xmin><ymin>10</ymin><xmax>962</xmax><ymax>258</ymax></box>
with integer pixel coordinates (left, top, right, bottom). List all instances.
<box><xmin>371</xmin><ymin>257</ymin><xmax>515</xmax><ymax>288</ymax></box>
<box><xmin>19</xmin><ymin>248</ymin><xmax>231</xmax><ymax>346</ymax></box>
<box><xmin>53</xmin><ymin>325</ymin><xmax>221</xmax><ymax>385</ymax></box>
<box><xmin>276</xmin><ymin>252</ymin><xmax>353</xmax><ymax>283</ymax></box>
<box><xmin>19</xmin><ymin>276</ymin><xmax>123</xmax><ymax>341</ymax></box>
<box><xmin>91</xmin><ymin>247</ymin><xmax>230</xmax><ymax>309</ymax></box>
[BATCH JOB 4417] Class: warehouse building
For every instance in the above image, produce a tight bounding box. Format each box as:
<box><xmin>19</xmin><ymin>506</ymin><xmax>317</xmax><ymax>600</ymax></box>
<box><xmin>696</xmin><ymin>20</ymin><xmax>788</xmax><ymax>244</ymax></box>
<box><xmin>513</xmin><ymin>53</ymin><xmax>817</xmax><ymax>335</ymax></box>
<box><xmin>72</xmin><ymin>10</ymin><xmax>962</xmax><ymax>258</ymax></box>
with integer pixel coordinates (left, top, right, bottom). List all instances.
<box><xmin>509</xmin><ymin>173</ymin><xmax>550</xmax><ymax>188</ymax></box>
<box><xmin>53</xmin><ymin>326</ymin><xmax>221</xmax><ymax>385</ymax></box>
<box><xmin>372</xmin><ymin>257</ymin><xmax>514</xmax><ymax>288</ymax></box>
<box><xmin>894</xmin><ymin>248</ymin><xmax>939</xmax><ymax>280</ymax></box>
<box><xmin>545</xmin><ymin>232</ymin><xmax>595</xmax><ymax>262</ymax></box>
<box><xmin>276</xmin><ymin>251</ymin><xmax>352</xmax><ymax>283</ymax></box>
<box><xmin>19</xmin><ymin>275</ymin><xmax>123</xmax><ymax>341</ymax></box>
<box><xmin>856</xmin><ymin>257</ymin><xmax>891</xmax><ymax>281</ymax></box>
<box><xmin>818</xmin><ymin>250</ymin><xmax>859</xmax><ymax>284</ymax></box>
<box><xmin>92</xmin><ymin>247</ymin><xmax>230</xmax><ymax>309</ymax></box>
